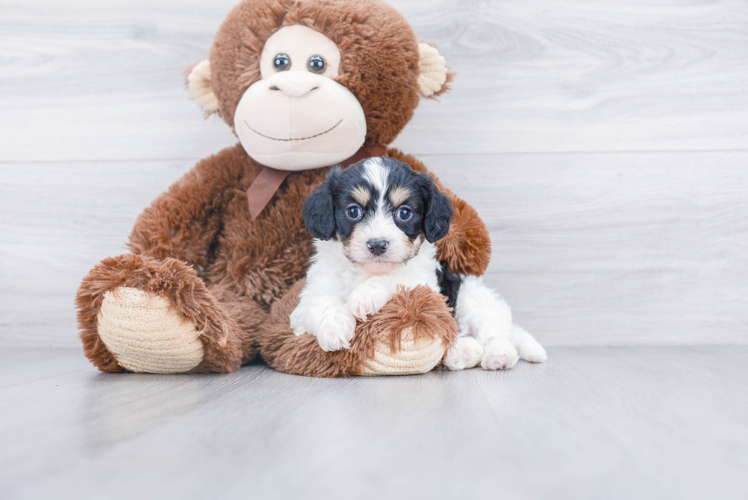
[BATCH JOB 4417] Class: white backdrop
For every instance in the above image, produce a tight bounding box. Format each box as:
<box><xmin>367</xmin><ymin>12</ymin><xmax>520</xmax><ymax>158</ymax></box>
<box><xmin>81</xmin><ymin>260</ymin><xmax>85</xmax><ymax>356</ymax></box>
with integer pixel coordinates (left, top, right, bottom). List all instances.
<box><xmin>1</xmin><ymin>0</ymin><xmax>747</xmax><ymax>347</ymax></box>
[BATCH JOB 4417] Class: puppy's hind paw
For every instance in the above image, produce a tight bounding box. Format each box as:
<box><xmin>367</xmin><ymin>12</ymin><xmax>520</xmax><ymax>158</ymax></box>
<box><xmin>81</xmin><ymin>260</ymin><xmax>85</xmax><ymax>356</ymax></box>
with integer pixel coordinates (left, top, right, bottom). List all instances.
<box><xmin>443</xmin><ymin>336</ymin><xmax>484</xmax><ymax>371</ymax></box>
<box><xmin>520</xmin><ymin>341</ymin><xmax>547</xmax><ymax>363</ymax></box>
<box><xmin>511</xmin><ymin>324</ymin><xmax>548</xmax><ymax>363</ymax></box>
<box><xmin>481</xmin><ymin>340</ymin><xmax>519</xmax><ymax>371</ymax></box>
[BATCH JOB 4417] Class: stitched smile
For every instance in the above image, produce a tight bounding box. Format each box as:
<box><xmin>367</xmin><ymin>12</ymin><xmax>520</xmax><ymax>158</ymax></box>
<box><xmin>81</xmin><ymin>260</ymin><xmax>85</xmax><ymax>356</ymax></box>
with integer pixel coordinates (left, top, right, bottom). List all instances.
<box><xmin>244</xmin><ymin>119</ymin><xmax>343</xmax><ymax>141</ymax></box>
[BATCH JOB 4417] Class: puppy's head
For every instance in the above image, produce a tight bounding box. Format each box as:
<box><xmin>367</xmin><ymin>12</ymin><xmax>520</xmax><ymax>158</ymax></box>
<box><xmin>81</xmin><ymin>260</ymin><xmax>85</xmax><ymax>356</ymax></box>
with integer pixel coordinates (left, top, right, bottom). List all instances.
<box><xmin>303</xmin><ymin>157</ymin><xmax>453</xmax><ymax>274</ymax></box>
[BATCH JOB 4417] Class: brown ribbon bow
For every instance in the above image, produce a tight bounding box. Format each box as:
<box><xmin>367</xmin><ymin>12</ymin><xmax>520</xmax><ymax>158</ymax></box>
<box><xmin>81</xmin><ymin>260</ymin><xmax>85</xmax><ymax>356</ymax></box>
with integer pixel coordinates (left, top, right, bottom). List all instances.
<box><xmin>246</xmin><ymin>145</ymin><xmax>387</xmax><ymax>220</ymax></box>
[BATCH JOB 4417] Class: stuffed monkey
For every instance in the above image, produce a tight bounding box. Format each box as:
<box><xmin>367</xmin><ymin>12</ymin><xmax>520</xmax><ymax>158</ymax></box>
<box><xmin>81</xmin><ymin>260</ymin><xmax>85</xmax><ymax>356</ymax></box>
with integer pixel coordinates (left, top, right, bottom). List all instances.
<box><xmin>76</xmin><ymin>0</ymin><xmax>491</xmax><ymax>376</ymax></box>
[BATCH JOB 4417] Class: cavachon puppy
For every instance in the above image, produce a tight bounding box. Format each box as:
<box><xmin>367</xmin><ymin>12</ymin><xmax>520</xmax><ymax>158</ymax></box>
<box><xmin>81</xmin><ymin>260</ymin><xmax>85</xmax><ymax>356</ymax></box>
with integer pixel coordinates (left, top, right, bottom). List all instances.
<box><xmin>290</xmin><ymin>157</ymin><xmax>547</xmax><ymax>370</ymax></box>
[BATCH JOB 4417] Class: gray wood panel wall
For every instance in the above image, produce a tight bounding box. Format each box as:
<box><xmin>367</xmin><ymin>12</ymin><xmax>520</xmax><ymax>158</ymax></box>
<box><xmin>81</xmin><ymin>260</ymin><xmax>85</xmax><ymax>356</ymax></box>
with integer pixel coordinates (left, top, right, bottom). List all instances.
<box><xmin>1</xmin><ymin>0</ymin><xmax>747</xmax><ymax>347</ymax></box>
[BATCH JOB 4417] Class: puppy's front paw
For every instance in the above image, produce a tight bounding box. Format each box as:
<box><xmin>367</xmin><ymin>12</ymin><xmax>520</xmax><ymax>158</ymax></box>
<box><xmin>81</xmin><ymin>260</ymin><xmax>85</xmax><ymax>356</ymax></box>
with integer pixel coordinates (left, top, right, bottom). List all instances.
<box><xmin>443</xmin><ymin>336</ymin><xmax>484</xmax><ymax>371</ymax></box>
<box><xmin>347</xmin><ymin>283</ymin><xmax>392</xmax><ymax>321</ymax></box>
<box><xmin>481</xmin><ymin>339</ymin><xmax>519</xmax><ymax>371</ymax></box>
<box><xmin>316</xmin><ymin>306</ymin><xmax>357</xmax><ymax>352</ymax></box>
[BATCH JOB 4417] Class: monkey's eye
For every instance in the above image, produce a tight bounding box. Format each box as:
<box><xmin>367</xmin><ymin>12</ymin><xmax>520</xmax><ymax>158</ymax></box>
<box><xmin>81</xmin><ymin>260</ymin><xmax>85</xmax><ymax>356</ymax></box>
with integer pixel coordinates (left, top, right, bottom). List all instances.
<box><xmin>396</xmin><ymin>206</ymin><xmax>412</xmax><ymax>221</ymax></box>
<box><xmin>346</xmin><ymin>204</ymin><xmax>363</xmax><ymax>221</ymax></box>
<box><xmin>274</xmin><ymin>54</ymin><xmax>291</xmax><ymax>71</ymax></box>
<box><xmin>307</xmin><ymin>55</ymin><xmax>326</xmax><ymax>74</ymax></box>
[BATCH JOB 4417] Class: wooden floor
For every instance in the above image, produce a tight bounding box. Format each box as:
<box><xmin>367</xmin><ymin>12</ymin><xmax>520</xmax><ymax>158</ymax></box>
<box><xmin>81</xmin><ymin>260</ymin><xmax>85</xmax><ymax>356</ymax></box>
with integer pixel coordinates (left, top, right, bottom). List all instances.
<box><xmin>1</xmin><ymin>346</ymin><xmax>746</xmax><ymax>499</ymax></box>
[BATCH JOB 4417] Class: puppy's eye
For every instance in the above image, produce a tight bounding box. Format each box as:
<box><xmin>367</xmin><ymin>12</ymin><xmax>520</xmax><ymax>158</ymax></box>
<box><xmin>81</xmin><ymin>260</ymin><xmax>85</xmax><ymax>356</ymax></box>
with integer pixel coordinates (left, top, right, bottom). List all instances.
<box><xmin>274</xmin><ymin>54</ymin><xmax>291</xmax><ymax>71</ymax></box>
<box><xmin>396</xmin><ymin>206</ymin><xmax>412</xmax><ymax>221</ymax></box>
<box><xmin>346</xmin><ymin>204</ymin><xmax>363</xmax><ymax>220</ymax></box>
<box><xmin>308</xmin><ymin>55</ymin><xmax>325</xmax><ymax>73</ymax></box>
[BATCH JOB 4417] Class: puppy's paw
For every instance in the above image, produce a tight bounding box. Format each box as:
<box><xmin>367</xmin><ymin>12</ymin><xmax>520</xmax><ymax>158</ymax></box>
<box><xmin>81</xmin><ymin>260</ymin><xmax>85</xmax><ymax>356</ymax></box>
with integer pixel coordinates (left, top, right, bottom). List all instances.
<box><xmin>347</xmin><ymin>283</ymin><xmax>392</xmax><ymax>321</ymax></box>
<box><xmin>481</xmin><ymin>339</ymin><xmax>519</xmax><ymax>371</ymax></box>
<box><xmin>316</xmin><ymin>306</ymin><xmax>357</xmax><ymax>352</ymax></box>
<box><xmin>289</xmin><ymin>306</ymin><xmax>307</xmax><ymax>337</ymax></box>
<box><xmin>519</xmin><ymin>340</ymin><xmax>548</xmax><ymax>363</ymax></box>
<box><xmin>512</xmin><ymin>325</ymin><xmax>548</xmax><ymax>363</ymax></box>
<box><xmin>443</xmin><ymin>336</ymin><xmax>484</xmax><ymax>371</ymax></box>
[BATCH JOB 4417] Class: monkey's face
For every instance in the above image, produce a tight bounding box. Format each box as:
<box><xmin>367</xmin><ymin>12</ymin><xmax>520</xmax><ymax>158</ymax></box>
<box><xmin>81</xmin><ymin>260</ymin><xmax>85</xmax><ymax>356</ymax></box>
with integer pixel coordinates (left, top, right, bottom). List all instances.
<box><xmin>234</xmin><ymin>26</ymin><xmax>367</xmax><ymax>171</ymax></box>
<box><xmin>189</xmin><ymin>0</ymin><xmax>452</xmax><ymax>171</ymax></box>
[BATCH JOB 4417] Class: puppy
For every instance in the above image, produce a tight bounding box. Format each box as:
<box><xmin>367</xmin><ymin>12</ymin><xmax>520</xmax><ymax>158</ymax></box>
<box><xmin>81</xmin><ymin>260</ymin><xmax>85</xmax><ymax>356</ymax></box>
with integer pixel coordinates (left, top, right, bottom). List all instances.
<box><xmin>290</xmin><ymin>157</ymin><xmax>547</xmax><ymax>370</ymax></box>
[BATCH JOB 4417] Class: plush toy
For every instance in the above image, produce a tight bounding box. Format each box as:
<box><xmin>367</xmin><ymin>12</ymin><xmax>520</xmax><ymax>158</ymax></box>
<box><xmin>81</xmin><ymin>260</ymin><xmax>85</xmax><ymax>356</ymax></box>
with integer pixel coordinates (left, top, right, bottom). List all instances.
<box><xmin>76</xmin><ymin>0</ymin><xmax>492</xmax><ymax>376</ymax></box>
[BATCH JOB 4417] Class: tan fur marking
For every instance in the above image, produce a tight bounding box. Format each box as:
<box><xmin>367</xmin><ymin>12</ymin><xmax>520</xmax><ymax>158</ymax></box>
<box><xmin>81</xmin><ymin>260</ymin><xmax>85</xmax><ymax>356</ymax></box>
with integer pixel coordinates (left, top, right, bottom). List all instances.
<box><xmin>406</xmin><ymin>233</ymin><xmax>425</xmax><ymax>261</ymax></box>
<box><xmin>351</xmin><ymin>185</ymin><xmax>371</xmax><ymax>206</ymax></box>
<box><xmin>389</xmin><ymin>185</ymin><xmax>411</xmax><ymax>207</ymax></box>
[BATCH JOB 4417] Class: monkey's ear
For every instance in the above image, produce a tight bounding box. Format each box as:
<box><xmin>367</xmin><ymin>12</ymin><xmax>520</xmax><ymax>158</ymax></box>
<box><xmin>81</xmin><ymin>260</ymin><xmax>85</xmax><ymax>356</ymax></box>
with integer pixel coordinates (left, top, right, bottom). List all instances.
<box><xmin>417</xmin><ymin>43</ymin><xmax>452</xmax><ymax>98</ymax></box>
<box><xmin>187</xmin><ymin>60</ymin><xmax>219</xmax><ymax>113</ymax></box>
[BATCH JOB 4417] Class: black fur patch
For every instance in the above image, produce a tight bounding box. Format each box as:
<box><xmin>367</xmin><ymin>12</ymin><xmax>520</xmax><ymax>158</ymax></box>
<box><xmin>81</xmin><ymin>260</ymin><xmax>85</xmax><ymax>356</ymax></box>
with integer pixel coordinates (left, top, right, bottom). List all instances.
<box><xmin>423</xmin><ymin>182</ymin><xmax>453</xmax><ymax>243</ymax></box>
<box><xmin>437</xmin><ymin>262</ymin><xmax>462</xmax><ymax>314</ymax></box>
<box><xmin>301</xmin><ymin>169</ymin><xmax>338</xmax><ymax>240</ymax></box>
<box><xmin>303</xmin><ymin>157</ymin><xmax>454</xmax><ymax>244</ymax></box>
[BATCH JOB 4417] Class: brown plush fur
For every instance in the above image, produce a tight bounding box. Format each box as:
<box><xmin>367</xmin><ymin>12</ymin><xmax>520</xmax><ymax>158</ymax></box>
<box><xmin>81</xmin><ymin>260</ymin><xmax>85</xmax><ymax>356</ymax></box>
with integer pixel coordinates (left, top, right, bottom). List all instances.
<box><xmin>260</xmin><ymin>281</ymin><xmax>457</xmax><ymax>377</ymax></box>
<box><xmin>210</xmin><ymin>0</ymin><xmax>421</xmax><ymax>146</ymax></box>
<box><xmin>76</xmin><ymin>254</ymin><xmax>259</xmax><ymax>373</ymax></box>
<box><xmin>75</xmin><ymin>0</ymin><xmax>492</xmax><ymax>376</ymax></box>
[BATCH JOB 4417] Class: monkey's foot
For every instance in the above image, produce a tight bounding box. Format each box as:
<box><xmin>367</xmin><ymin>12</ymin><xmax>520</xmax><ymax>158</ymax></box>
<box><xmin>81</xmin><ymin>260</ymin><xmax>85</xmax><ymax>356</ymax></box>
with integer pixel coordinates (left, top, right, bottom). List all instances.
<box><xmin>262</xmin><ymin>283</ymin><xmax>457</xmax><ymax>377</ymax></box>
<box><xmin>359</xmin><ymin>326</ymin><xmax>446</xmax><ymax>376</ymax></box>
<box><xmin>97</xmin><ymin>287</ymin><xmax>204</xmax><ymax>373</ymax></box>
<box><xmin>77</xmin><ymin>254</ymin><xmax>246</xmax><ymax>374</ymax></box>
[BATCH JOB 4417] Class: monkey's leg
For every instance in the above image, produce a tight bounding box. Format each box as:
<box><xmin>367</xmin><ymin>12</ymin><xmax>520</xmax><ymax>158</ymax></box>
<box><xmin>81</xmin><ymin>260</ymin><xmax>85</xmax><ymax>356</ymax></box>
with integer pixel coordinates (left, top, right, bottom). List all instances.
<box><xmin>76</xmin><ymin>254</ymin><xmax>262</xmax><ymax>373</ymax></box>
<box><xmin>258</xmin><ymin>281</ymin><xmax>457</xmax><ymax>377</ymax></box>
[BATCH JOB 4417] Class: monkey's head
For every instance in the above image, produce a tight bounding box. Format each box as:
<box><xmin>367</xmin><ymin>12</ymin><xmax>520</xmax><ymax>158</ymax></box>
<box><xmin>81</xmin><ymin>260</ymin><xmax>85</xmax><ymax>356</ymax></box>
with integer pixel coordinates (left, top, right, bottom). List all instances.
<box><xmin>187</xmin><ymin>0</ymin><xmax>451</xmax><ymax>171</ymax></box>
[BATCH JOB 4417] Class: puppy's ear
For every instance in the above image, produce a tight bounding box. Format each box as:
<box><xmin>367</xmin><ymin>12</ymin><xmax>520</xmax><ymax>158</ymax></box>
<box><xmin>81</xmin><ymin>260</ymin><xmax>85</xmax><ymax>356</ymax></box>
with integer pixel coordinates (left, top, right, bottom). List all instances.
<box><xmin>423</xmin><ymin>179</ymin><xmax>454</xmax><ymax>243</ymax></box>
<box><xmin>302</xmin><ymin>168</ymin><xmax>340</xmax><ymax>240</ymax></box>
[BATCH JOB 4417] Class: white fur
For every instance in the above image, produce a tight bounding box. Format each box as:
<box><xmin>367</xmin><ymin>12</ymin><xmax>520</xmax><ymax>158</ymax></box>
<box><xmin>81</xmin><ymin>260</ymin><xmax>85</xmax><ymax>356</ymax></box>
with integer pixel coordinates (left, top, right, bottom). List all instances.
<box><xmin>345</xmin><ymin>208</ymin><xmax>413</xmax><ymax>269</ymax></box>
<box><xmin>443</xmin><ymin>275</ymin><xmax>547</xmax><ymax>370</ymax></box>
<box><xmin>293</xmin><ymin>158</ymin><xmax>547</xmax><ymax>367</ymax></box>
<box><xmin>362</xmin><ymin>158</ymin><xmax>388</xmax><ymax>192</ymax></box>
<box><xmin>510</xmin><ymin>324</ymin><xmax>548</xmax><ymax>363</ymax></box>
<box><xmin>293</xmin><ymin>240</ymin><xmax>548</xmax><ymax>367</ymax></box>
<box><xmin>344</xmin><ymin>158</ymin><xmax>419</xmax><ymax>269</ymax></box>
<box><xmin>290</xmin><ymin>240</ymin><xmax>440</xmax><ymax>351</ymax></box>
<box><xmin>443</xmin><ymin>336</ymin><xmax>484</xmax><ymax>370</ymax></box>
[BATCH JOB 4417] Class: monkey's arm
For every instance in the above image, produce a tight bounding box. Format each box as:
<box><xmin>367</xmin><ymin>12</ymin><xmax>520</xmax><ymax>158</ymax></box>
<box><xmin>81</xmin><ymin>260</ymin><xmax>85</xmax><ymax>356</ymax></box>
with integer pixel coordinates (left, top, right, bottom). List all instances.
<box><xmin>128</xmin><ymin>144</ymin><xmax>255</xmax><ymax>271</ymax></box>
<box><xmin>386</xmin><ymin>148</ymin><xmax>491</xmax><ymax>276</ymax></box>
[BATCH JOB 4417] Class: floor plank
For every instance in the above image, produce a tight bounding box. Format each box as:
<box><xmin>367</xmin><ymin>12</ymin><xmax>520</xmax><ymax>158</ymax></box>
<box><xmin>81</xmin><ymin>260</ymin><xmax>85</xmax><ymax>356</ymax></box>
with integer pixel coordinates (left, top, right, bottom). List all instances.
<box><xmin>0</xmin><ymin>347</ymin><xmax>90</xmax><ymax>389</ymax></box>
<box><xmin>2</xmin><ymin>151</ymin><xmax>746</xmax><ymax>347</ymax></box>
<box><xmin>1</xmin><ymin>346</ymin><xmax>746</xmax><ymax>499</ymax></box>
<box><xmin>1</xmin><ymin>0</ymin><xmax>747</xmax><ymax>162</ymax></box>
<box><xmin>3</xmin><ymin>1</ymin><xmax>746</xmax><ymax>497</ymax></box>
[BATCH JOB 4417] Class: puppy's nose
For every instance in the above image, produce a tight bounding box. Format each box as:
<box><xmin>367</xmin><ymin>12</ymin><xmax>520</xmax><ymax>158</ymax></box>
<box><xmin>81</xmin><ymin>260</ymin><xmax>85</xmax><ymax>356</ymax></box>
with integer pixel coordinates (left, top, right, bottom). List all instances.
<box><xmin>367</xmin><ymin>239</ymin><xmax>389</xmax><ymax>256</ymax></box>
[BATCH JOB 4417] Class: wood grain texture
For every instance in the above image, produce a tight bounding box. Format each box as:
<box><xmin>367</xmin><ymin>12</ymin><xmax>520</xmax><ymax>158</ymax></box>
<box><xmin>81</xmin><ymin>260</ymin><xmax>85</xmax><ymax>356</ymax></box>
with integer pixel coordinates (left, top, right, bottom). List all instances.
<box><xmin>430</xmin><ymin>152</ymin><xmax>748</xmax><ymax>346</ymax></box>
<box><xmin>1</xmin><ymin>346</ymin><xmax>746</xmax><ymax>499</ymax></box>
<box><xmin>1</xmin><ymin>0</ymin><xmax>747</xmax><ymax>162</ymax></box>
<box><xmin>1</xmin><ymin>0</ymin><xmax>747</xmax><ymax>347</ymax></box>
<box><xmin>2</xmin><ymin>2</ymin><xmax>746</xmax><ymax>497</ymax></box>
<box><xmin>2</xmin><ymin>152</ymin><xmax>746</xmax><ymax>347</ymax></box>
